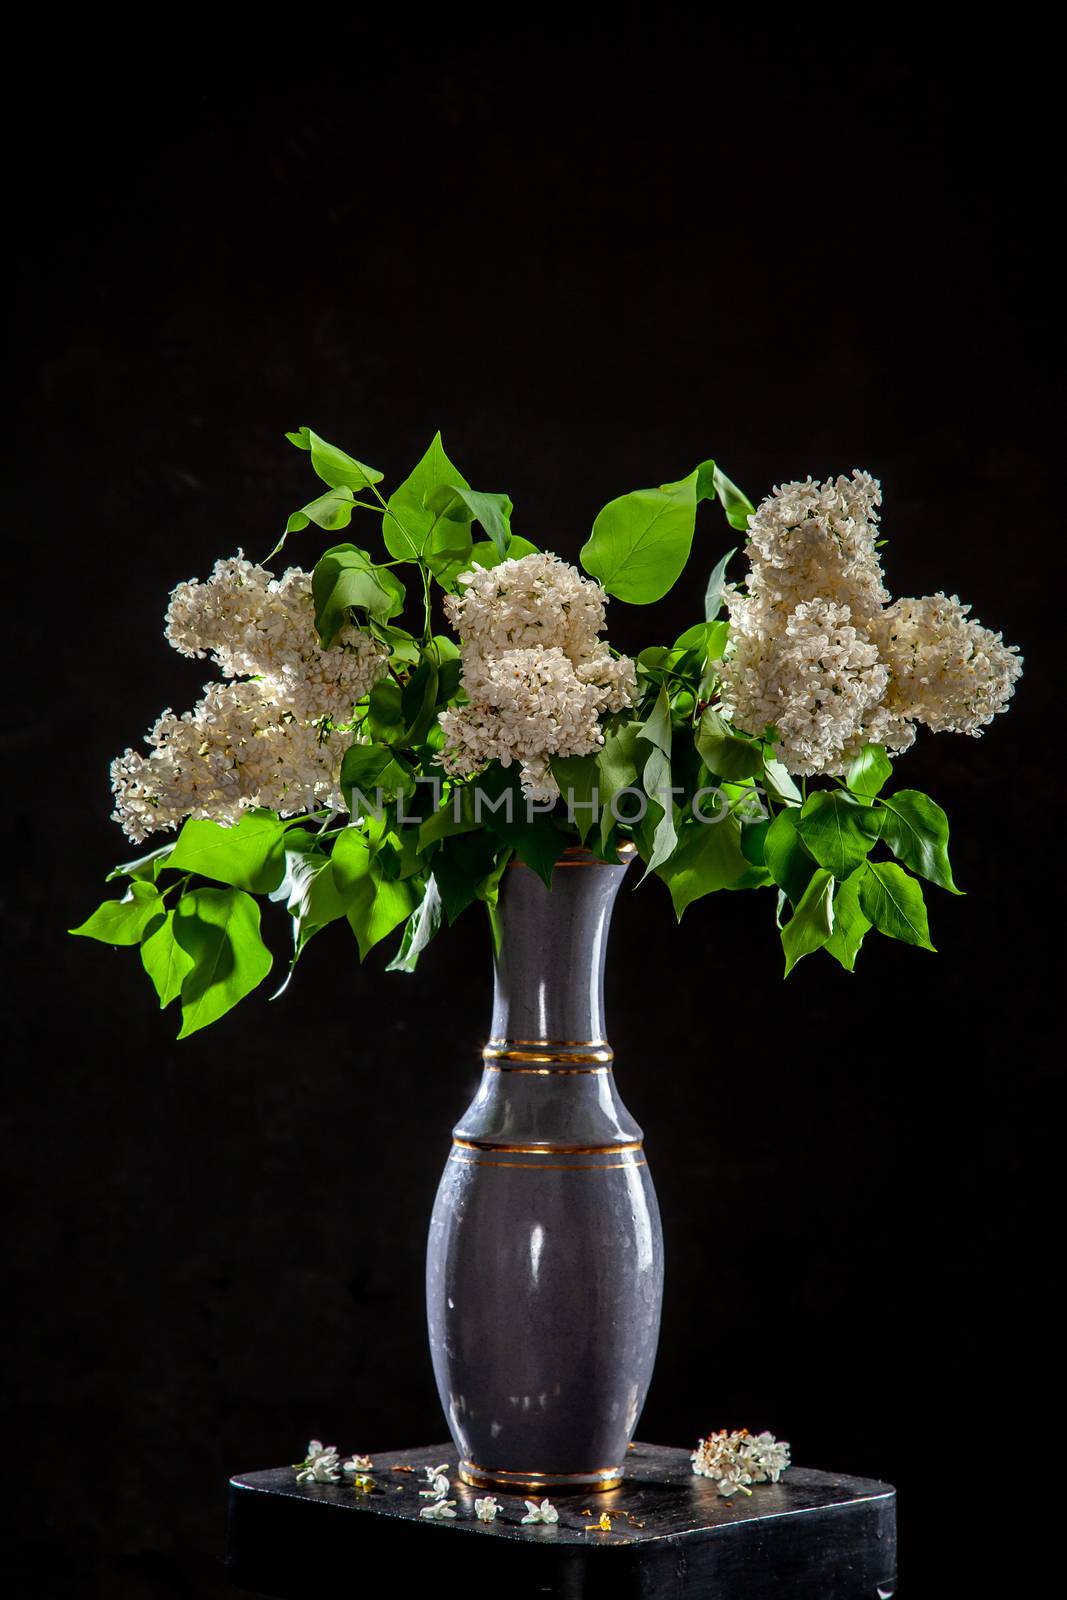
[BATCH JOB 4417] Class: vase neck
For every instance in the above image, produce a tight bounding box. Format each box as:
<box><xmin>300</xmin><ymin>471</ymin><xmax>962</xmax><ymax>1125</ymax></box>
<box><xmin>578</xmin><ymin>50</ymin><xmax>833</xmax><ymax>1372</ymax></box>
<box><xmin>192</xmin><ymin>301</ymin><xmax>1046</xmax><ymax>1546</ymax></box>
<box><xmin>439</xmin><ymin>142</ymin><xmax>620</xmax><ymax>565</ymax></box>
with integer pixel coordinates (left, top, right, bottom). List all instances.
<box><xmin>489</xmin><ymin>847</ymin><xmax>632</xmax><ymax>1048</ymax></box>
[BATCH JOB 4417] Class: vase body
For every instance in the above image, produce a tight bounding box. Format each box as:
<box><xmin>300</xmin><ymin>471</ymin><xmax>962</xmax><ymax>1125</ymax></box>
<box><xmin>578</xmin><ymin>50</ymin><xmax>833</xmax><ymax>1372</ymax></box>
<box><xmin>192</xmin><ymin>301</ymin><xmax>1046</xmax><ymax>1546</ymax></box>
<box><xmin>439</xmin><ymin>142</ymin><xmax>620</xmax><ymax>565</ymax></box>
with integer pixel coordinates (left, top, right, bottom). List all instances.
<box><xmin>426</xmin><ymin>846</ymin><xmax>663</xmax><ymax>1493</ymax></box>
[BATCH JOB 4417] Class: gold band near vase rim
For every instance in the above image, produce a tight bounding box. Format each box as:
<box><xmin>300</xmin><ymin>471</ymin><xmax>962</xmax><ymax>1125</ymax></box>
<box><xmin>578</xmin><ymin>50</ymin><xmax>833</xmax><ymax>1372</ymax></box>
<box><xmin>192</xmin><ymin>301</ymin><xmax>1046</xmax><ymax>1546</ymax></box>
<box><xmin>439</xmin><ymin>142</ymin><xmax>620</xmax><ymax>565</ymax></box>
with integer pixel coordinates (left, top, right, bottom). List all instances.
<box><xmin>450</xmin><ymin>1153</ymin><xmax>647</xmax><ymax>1172</ymax></box>
<box><xmin>458</xmin><ymin>1458</ymin><xmax>624</xmax><ymax>1493</ymax></box>
<box><xmin>453</xmin><ymin>1137</ymin><xmax>642</xmax><ymax>1156</ymax></box>
<box><xmin>483</xmin><ymin>1039</ymin><xmax>614</xmax><ymax>1067</ymax></box>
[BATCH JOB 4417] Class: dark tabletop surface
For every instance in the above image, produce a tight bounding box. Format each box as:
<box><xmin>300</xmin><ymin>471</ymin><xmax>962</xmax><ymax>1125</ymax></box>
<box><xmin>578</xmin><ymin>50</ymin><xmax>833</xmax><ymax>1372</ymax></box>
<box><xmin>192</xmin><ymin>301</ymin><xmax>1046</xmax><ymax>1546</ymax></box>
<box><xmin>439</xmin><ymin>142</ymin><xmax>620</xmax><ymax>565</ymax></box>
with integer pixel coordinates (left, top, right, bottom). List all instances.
<box><xmin>230</xmin><ymin>1439</ymin><xmax>895</xmax><ymax>1545</ymax></box>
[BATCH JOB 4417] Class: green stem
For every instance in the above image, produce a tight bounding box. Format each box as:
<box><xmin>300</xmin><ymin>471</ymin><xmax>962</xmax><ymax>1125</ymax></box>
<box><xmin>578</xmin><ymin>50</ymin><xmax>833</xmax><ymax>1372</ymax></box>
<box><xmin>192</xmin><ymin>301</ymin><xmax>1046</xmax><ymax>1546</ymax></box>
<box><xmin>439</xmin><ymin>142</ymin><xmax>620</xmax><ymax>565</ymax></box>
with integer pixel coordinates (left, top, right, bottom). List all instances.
<box><xmin>725</xmin><ymin>789</ymin><xmax>757</xmax><ymax>814</ymax></box>
<box><xmin>365</xmin><ymin>480</ymin><xmax>445</xmax><ymax>643</ymax></box>
<box><xmin>421</xmin><ymin>564</ymin><xmax>433</xmax><ymax>644</ymax></box>
<box><xmin>160</xmin><ymin>874</ymin><xmax>193</xmax><ymax>901</ymax></box>
<box><xmin>369</xmin><ymin>481</ymin><xmax>422</xmax><ymax>562</ymax></box>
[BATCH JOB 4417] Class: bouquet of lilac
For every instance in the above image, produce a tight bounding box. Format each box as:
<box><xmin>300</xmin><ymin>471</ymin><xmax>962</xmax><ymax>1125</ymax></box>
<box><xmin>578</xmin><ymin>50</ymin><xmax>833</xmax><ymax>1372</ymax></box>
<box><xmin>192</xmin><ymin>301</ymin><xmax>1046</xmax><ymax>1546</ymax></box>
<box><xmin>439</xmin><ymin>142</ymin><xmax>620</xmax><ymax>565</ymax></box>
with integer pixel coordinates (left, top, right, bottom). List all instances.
<box><xmin>72</xmin><ymin>430</ymin><xmax>1021</xmax><ymax>1035</ymax></box>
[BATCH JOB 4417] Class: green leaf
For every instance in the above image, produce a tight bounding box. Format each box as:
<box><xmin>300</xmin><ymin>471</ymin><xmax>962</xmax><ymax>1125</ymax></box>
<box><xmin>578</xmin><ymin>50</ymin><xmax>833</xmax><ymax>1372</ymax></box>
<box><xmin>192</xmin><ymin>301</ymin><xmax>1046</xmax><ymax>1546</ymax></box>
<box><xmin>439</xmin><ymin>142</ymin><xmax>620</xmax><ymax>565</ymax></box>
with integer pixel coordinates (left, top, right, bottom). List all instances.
<box><xmin>858</xmin><ymin>861</ymin><xmax>936</xmax><ymax>950</ymax></box>
<box><xmin>781</xmin><ymin>869</ymin><xmax>835</xmax><ymax>976</ymax></box>
<box><xmin>665</xmin><ymin>620</ymin><xmax>730</xmax><ymax>688</ymax></box>
<box><xmin>696</xmin><ymin>710</ymin><xmax>762</xmax><ymax>781</ymax></box>
<box><xmin>139</xmin><ymin>909</ymin><xmax>195</xmax><ymax>1007</ymax></box>
<box><xmin>386</xmin><ymin>875</ymin><xmax>443</xmax><ymax>971</ymax></box>
<box><xmin>655</xmin><ymin>815</ymin><xmax>751</xmax><ymax>917</ymax></box>
<box><xmin>173</xmin><ymin>888</ymin><xmax>273</xmax><ymax>1038</ymax></box>
<box><xmin>417</xmin><ymin>789</ymin><xmax>480</xmax><ymax>851</ymax></box>
<box><xmin>368</xmin><ymin>679</ymin><xmax>405</xmax><ymax>741</ymax></box>
<box><xmin>702</xmin><ymin>547</ymin><xmax>737</xmax><ymax>622</ymax></box>
<box><xmin>476</xmin><ymin>846</ymin><xmax>512</xmax><ymax>955</ymax></box>
<box><xmin>333</xmin><ymin>829</ymin><xmax>420</xmax><ymax>960</ymax></box>
<box><xmin>432</xmin><ymin>831</ymin><xmax>502</xmax><ymax>924</ymax></box>
<box><xmin>636</xmin><ymin>687</ymin><xmax>676</xmax><ymax>878</ymax></box>
<box><xmin>638</xmin><ymin>684</ymin><xmax>673</xmax><ymax>755</ymax></box>
<box><xmin>285</xmin><ymin>485</ymin><xmax>360</xmax><ymax>537</ymax></box>
<box><xmin>740</xmin><ymin>818</ymin><xmax>769</xmax><ymax>867</ymax></box>
<box><xmin>436</xmin><ymin>656</ymin><xmax>462</xmax><ymax>704</ymax></box>
<box><xmin>764</xmin><ymin>808</ymin><xmax>817</xmax><ymax>906</ymax></box>
<box><xmin>580</xmin><ymin>470</ymin><xmax>699</xmax><ymax>603</ymax></box>
<box><xmin>639</xmin><ymin>750</ymin><xmax>675</xmax><ymax>877</ymax></box>
<box><xmin>485</xmin><ymin>807</ymin><xmax>567</xmax><ymax>888</ymax></box>
<box><xmin>761</xmin><ymin>757</ymin><xmax>802</xmax><ymax>806</ymax></box>
<box><xmin>312</xmin><ymin>544</ymin><xmax>404</xmax><ymax>644</ymax></box>
<box><xmin>431</xmin><ymin>632</ymin><xmax>461</xmax><ymax>663</ymax></box>
<box><xmin>424</xmin><ymin>484</ymin><xmax>514</xmax><ymax>559</ymax></box>
<box><xmin>596</xmin><ymin>720</ymin><xmax>645</xmax><ymax>848</ymax></box>
<box><xmin>846</xmin><ymin>743</ymin><xmax>893</xmax><ymax>805</ymax></box>
<box><xmin>400</xmin><ymin>655</ymin><xmax>440</xmax><ymax>744</ymax></box>
<box><xmin>340</xmin><ymin>743</ymin><xmax>416</xmax><ymax>805</ymax></box>
<box><xmin>690</xmin><ymin>619</ymin><xmax>732</xmax><ymax>701</ymax></box>
<box><xmin>271</xmin><ymin>844</ymin><xmax>326</xmax><ymax>918</ymax></box>
<box><xmin>69</xmin><ymin>881</ymin><xmax>163</xmax><ymax>945</ymax></box>
<box><xmin>475</xmin><ymin>764</ymin><xmax>568</xmax><ymax>887</ymax></box>
<box><xmin>347</xmin><ymin>873</ymin><xmax>419</xmax><ymax>960</ymax></box>
<box><xmin>298</xmin><ymin>864</ymin><xmax>350</xmax><ymax>950</ymax></box>
<box><xmin>795</xmin><ymin>791</ymin><xmax>876</xmax><ymax>879</ymax></box>
<box><xmin>382</xmin><ymin>432</ymin><xmax>469</xmax><ymax>561</ymax></box>
<box><xmin>823</xmin><ymin>870</ymin><xmax>872</xmax><ymax>972</ymax></box>
<box><xmin>551</xmin><ymin>753</ymin><xmax>600</xmax><ymax>843</ymax></box>
<box><xmin>719</xmin><ymin>780</ymin><xmax>768</xmax><ymax>822</ymax></box>
<box><xmin>636</xmin><ymin>646</ymin><xmax>672</xmax><ymax>679</ymax></box>
<box><xmin>274</xmin><ymin>846</ymin><xmax>350</xmax><ymax>956</ymax></box>
<box><xmin>285</xmin><ymin>427</ymin><xmax>383</xmax><ymax>491</ymax></box>
<box><xmin>467</xmin><ymin>535</ymin><xmax>540</xmax><ymax>571</ymax></box>
<box><xmin>106</xmin><ymin>842</ymin><xmax>175</xmax><ymax>883</ymax></box>
<box><xmin>168</xmin><ymin>810</ymin><xmax>287</xmax><ymax>894</ymax></box>
<box><xmin>506</xmin><ymin>816</ymin><xmax>568</xmax><ymax>886</ymax></box>
<box><xmin>858</xmin><ymin>790</ymin><xmax>962</xmax><ymax>894</ymax></box>
<box><xmin>706</xmin><ymin>464</ymin><xmax>755</xmax><ymax>531</ymax></box>
<box><xmin>672</xmin><ymin>623</ymin><xmax>707</xmax><ymax>652</ymax></box>
<box><xmin>425</xmin><ymin>518</ymin><xmax>474</xmax><ymax>588</ymax></box>
<box><xmin>368</xmin><ymin>620</ymin><xmax>421</xmax><ymax>665</ymax></box>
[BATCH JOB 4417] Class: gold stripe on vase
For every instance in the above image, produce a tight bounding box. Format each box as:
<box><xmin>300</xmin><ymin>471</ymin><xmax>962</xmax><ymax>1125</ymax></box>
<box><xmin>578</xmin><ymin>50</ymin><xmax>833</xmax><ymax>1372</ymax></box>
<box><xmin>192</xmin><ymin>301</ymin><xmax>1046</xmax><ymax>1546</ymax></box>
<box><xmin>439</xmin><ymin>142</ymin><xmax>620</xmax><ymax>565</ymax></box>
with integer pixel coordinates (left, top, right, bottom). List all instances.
<box><xmin>482</xmin><ymin>1039</ymin><xmax>614</xmax><ymax>1065</ymax></box>
<box><xmin>484</xmin><ymin>1062</ymin><xmax>613</xmax><ymax>1075</ymax></box>
<box><xmin>448</xmin><ymin>1152</ymin><xmax>647</xmax><ymax>1172</ymax></box>
<box><xmin>452</xmin><ymin>1137</ymin><xmax>643</xmax><ymax>1155</ymax></box>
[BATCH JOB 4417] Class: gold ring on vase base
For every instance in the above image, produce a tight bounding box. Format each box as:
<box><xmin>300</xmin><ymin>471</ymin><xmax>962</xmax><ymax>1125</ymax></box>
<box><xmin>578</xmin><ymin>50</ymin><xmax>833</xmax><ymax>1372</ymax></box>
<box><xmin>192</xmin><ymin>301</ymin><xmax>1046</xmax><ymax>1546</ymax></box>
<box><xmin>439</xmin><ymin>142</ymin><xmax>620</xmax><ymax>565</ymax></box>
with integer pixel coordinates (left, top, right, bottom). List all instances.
<box><xmin>458</xmin><ymin>1459</ymin><xmax>624</xmax><ymax>1493</ymax></box>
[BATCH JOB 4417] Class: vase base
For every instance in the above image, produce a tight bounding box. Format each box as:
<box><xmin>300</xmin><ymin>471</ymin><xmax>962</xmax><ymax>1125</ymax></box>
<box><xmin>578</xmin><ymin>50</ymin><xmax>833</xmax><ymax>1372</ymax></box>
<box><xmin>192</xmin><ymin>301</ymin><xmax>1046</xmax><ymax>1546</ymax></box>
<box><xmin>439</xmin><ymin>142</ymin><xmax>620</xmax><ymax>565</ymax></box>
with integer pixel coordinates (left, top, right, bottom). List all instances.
<box><xmin>458</xmin><ymin>1459</ymin><xmax>623</xmax><ymax>1494</ymax></box>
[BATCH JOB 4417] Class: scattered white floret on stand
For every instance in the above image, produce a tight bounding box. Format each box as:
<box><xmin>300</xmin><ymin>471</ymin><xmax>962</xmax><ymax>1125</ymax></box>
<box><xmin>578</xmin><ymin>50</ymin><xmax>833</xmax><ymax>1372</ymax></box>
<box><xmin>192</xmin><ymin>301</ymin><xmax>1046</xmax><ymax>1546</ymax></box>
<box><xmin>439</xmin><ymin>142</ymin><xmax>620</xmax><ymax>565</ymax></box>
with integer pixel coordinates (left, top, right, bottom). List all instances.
<box><xmin>691</xmin><ymin>1428</ymin><xmax>792</xmax><ymax>1497</ymax></box>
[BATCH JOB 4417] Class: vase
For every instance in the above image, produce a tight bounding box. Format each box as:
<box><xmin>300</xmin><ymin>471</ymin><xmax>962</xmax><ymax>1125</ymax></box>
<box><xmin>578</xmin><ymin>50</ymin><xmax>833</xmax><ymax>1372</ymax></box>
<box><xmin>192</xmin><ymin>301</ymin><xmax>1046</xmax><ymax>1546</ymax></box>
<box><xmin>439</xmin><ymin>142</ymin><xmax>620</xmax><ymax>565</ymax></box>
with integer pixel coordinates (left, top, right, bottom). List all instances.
<box><xmin>426</xmin><ymin>843</ymin><xmax>663</xmax><ymax>1494</ymax></box>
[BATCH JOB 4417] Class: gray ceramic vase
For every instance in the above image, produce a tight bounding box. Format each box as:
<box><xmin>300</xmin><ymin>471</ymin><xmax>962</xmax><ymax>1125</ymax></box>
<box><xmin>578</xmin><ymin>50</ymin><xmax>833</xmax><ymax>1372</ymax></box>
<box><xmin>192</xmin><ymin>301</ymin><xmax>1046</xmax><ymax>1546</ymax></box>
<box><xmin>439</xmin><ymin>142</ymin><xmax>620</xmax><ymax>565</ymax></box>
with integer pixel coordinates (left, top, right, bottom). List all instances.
<box><xmin>426</xmin><ymin>844</ymin><xmax>663</xmax><ymax>1494</ymax></box>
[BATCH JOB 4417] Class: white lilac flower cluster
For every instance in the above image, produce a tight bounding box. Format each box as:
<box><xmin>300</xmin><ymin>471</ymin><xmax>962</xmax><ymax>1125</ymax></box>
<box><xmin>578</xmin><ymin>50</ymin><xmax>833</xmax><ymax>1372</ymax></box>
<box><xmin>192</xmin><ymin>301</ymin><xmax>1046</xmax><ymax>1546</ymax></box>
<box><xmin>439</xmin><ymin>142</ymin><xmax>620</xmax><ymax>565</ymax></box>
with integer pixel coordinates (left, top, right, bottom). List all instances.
<box><xmin>294</xmin><ymin>1441</ymin><xmax>375</xmax><ymax>1486</ymax></box>
<box><xmin>342</xmin><ymin>1452</ymin><xmax>375</xmax><ymax>1491</ymax></box>
<box><xmin>439</xmin><ymin>552</ymin><xmax>636</xmax><ymax>802</ymax></box>
<box><xmin>294</xmin><ymin>1440</ymin><xmax>344</xmax><ymax>1485</ymax></box>
<box><xmin>111</xmin><ymin>555</ymin><xmax>387</xmax><ymax>841</ymax></box>
<box><xmin>521</xmin><ymin>1497</ymin><xmax>560</xmax><ymax>1524</ymax></box>
<box><xmin>418</xmin><ymin>1461</ymin><xmax>457</xmax><ymax>1519</ymax></box>
<box><xmin>691</xmin><ymin>1429</ymin><xmax>791</xmax><ymax>1498</ymax></box>
<box><xmin>718</xmin><ymin>473</ymin><xmax>1023</xmax><ymax>776</ymax></box>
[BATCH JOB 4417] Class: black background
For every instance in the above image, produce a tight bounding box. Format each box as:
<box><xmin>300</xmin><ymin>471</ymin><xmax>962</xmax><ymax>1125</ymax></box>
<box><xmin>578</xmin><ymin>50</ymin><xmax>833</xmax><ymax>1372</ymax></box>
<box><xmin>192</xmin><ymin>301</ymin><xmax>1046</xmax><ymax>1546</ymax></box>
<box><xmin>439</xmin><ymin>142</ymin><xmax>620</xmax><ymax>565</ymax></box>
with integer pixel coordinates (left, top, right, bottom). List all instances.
<box><xmin>7</xmin><ymin>18</ymin><xmax>1059</xmax><ymax>1598</ymax></box>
